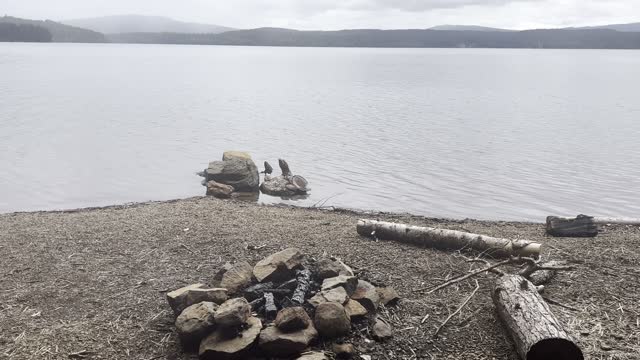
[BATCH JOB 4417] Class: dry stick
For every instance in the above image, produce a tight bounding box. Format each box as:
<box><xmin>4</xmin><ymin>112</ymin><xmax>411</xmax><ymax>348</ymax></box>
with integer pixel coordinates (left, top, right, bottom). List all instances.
<box><xmin>542</xmin><ymin>296</ymin><xmax>580</xmax><ymax>311</ymax></box>
<box><xmin>433</xmin><ymin>279</ymin><xmax>480</xmax><ymax>338</ymax></box>
<box><xmin>417</xmin><ymin>258</ymin><xmax>513</xmax><ymax>294</ymax></box>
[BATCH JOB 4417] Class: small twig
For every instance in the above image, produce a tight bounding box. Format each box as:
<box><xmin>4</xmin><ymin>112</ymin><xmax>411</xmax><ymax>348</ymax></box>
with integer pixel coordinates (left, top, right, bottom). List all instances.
<box><xmin>417</xmin><ymin>258</ymin><xmax>513</xmax><ymax>294</ymax></box>
<box><xmin>179</xmin><ymin>243</ymin><xmax>196</xmax><ymax>255</ymax></box>
<box><xmin>433</xmin><ymin>280</ymin><xmax>480</xmax><ymax>338</ymax></box>
<box><xmin>421</xmin><ymin>314</ymin><xmax>430</xmax><ymax>324</ymax></box>
<box><xmin>542</xmin><ymin>296</ymin><xmax>579</xmax><ymax>311</ymax></box>
<box><xmin>68</xmin><ymin>350</ymin><xmax>93</xmax><ymax>359</ymax></box>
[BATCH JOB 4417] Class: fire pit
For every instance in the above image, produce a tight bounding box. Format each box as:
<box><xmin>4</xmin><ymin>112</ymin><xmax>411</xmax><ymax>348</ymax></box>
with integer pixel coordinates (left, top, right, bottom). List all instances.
<box><xmin>165</xmin><ymin>248</ymin><xmax>399</xmax><ymax>359</ymax></box>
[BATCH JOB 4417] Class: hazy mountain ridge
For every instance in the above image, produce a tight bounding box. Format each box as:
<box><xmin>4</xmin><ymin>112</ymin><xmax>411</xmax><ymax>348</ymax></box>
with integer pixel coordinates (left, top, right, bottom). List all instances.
<box><xmin>107</xmin><ymin>27</ymin><xmax>640</xmax><ymax>49</ymax></box>
<box><xmin>575</xmin><ymin>22</ymin><xmax>640</xmax><ymax>32</ymax></box>
<box><xmin>62</xmin><ymin>15</ymin><xmax>234</xmax><ymax>34</ymax></box>
<box><xmin>0</xmin><ymin>16</ymin><xmax>105</xmax><ymax>43</ymax></box>
<box><xmin>429</xmin><ymin>25</ymin><xmax>513</xmax><ymax>32</ymax></box>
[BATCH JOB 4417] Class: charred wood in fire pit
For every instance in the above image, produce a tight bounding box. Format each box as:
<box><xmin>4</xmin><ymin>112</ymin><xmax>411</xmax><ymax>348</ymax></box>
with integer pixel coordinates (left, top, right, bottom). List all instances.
<box><xmin>277</xmin><ymin>279</ymin><xmax>299</xmax><ymax>290</ymax></box>
<box><xmin>264</xmin><ymin>292</ymin><xmax>278</xmax><ymax>319</ymax></box>
<box><xmin>292</xmin><ymin>269</ymin><xmax>313</xmax><ymax>305</ymax></box>
<box><xmin>244</xmin><ymin>282</ymin><xmax>276</xmax><ymax>301</ymax></box>
<box><xmin>249</xmin><ymin>297</ymin><xmax>265</xmax><ymax>311</ymax></box>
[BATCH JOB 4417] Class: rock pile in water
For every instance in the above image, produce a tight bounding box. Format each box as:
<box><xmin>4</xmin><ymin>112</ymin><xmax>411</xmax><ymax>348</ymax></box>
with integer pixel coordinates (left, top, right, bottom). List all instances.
<box><xmin>166</xmin><ymin>248</ymin><xmax>400</xmax><ymax>359</ymax></box>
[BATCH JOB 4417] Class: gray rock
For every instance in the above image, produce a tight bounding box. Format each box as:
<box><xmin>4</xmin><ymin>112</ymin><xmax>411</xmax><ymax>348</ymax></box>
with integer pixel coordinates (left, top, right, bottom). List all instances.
<box><xmin>275</xmin><ymin>307</ymin><xmax>312</xmax><ymax>333</ymax></box>
<box><xmin>253</xmin><ymin>248</ymin><xmax>304</xmax><ymax>283</ymax></box>
<box><xmin>167</xmin><ymin>283</ymin><xmax>204</xmax><ymax>315</ymax></box>
<box><xmin>296</xmin><ymin>352</ymin><xmax>329</xmax><ymax>360</ymax></box>
<box><xmin>175</xmin><ymin>302</ymin><xmax>218</xmax><ymax>349</ymax></box>
<box><xmin>322</xmin><ymin>276</ymin><xmax>358</xmax><ymax>297</ymax></box>
<box><xmin>314</xmin><ymin>258</ymin><xmax>353</xmax><ymax>279</ymax></box>
<box><xmin>205</xmin><ymin>157</ymin><xmax>259</xmax><ymax>192</ymax></box>
<box><xmin>216</xmin><ymin>261</ymin><xmax>254</xmax><ymax>295</ymax></box>
<box><xmin>206</xmin><ymin>181</ymin><xmax>235</xmax><ymax>198</ymax></box>
<box><xmin>344</xmin><ymin>299</ymin><xmax>368</xmax><ymax>319</ymax></box>
<box><xmin>215</xmin><ymin>298</ymin><xmax>251</xmax><ymax>329</ymax></box>
<box><xmin>351</xmin><ymin>280</ymin><xmax>380</xmax><ymax>312</ymax></box>
<box><xmin>222</xmin><ymin>151</ymin><xmax>252</xmax><ymax>161</ymax></box>
<box><xmin>314</xmin><ymin>302</ymin><xmax>351</xmax><ymax>339</ymax></box>
<box><xmin>371</xmin><ymin>318</ymin><xmax>393</xmax><ymax>341</ymax></box>
<box><xmin>332</xmin><ymin>343</ymin><xmax>355</xmax><ymax>359</ymax></box>
<box><xmin>199</xmin><ymin>316</ymin><xmax>262</xmax><ymax>360</ymax></box>
<box><xmin>259</xmin><ymin>323</ymin><xmax>318</xmax><ymax>357</ymax></box>
<box><xmin>167</xmin><ymin>284</ymin><xmax>227</xmax><ymax>315</ymax></box>
<box><xmin>376</xmin><ymin>287</ymin><xmax>400</xmax><ymax>306</ymax></box>
<box><xmin>308</xmin><ymin>287</ymin><xmax>348</xmax><ymax>308</ymax></box>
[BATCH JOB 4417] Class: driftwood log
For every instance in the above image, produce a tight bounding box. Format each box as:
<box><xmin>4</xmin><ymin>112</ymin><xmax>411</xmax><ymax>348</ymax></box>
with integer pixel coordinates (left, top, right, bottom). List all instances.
<box><xmin>546</xmin><ymin>215</ymin><xmax>598</xmax><ymax>237</ymax></box>
<box><xmin>492</xmin><ymin>275</ymin><xmax>583</xmax><ymax>360</ymax></box>
<box><xmin>592</xmin><ymin>217</ymin><xmax>640</xmax><ymax>225</ymax></box>
<box><xmin>357</xmin><ymin>220</ymin><xmax>541</xmax><ymax>258</ymax></box>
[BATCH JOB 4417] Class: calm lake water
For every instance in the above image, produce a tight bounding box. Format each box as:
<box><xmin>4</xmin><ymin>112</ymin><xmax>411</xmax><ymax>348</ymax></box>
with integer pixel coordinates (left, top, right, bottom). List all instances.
<box><xmin>1</xmin><ymin>43</ymin><xmax>639</xmax><ymax>221</ymax></box>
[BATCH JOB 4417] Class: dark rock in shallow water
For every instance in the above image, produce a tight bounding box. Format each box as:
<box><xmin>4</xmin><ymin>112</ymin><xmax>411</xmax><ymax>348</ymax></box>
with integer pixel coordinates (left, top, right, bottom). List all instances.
<box><xmin>206</xmin><ymin>181</ymin><xmax>235</xmax><ymax>198</ymax></box>
<box><xmin>205</xmin><ymin>152</ymin><xmax>259</xmax><ymax>192</ymax></box>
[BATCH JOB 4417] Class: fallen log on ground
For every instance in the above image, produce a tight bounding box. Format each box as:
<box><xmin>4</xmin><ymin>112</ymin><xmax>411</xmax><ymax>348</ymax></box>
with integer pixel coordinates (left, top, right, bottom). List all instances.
<box><xmin>492</xmin><ymin>275</ymin><xmax>583</xmax><ymax>360</ymax></box>
<box><xmin>357</xmin><ymin>220</ymin><xmax>541</xmax><ymax>258</ymax></box>
<box><xmin>592</xmin><ymin>217</ymin><xmax>640</xmax><ymax>225</ymax></box>
<box><xmin>546</xmin><ymin>215</ymin><xmax>598</xmax><ymax>237</ymax></box>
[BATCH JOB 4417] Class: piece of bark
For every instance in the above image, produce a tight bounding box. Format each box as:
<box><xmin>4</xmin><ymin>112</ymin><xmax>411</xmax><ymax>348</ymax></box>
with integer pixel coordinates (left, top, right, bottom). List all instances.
<box><xmin>292</xmin><ymin>269</ymin><xmax>312</xmax><ymax>305</ymax></box>
<box><xmin>527</xmin><ymin>260</ymin><xmax>566</xmax><ymax>286</ymax></box>
<box><xmin>546</xmin><ymin>215</ymin><xmax>598</xmax><ymax>237</ymax></box>
<box><xmin>492</xmin><ymin>275</ymin><xmax>583</xmax><ymax>360</ymax></box>
<box><xmin>357</xmin><ymin>219</ymin><xmax>541</xmax><ymax>258</ymax></box>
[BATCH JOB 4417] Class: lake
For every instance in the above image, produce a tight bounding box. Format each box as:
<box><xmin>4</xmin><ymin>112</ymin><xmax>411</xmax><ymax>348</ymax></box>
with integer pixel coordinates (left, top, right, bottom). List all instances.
<box><xmin>1</xmin><ymin>43</ymin><xmax>639</xmax><ymax>221</ymax></box>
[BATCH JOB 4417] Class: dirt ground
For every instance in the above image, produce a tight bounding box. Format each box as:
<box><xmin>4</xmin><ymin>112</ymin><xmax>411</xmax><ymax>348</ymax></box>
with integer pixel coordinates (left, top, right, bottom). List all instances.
<box><xmin>0</xmin><ymin>197</ymin><xmax>638</xmax><ymax>360</ymax></box>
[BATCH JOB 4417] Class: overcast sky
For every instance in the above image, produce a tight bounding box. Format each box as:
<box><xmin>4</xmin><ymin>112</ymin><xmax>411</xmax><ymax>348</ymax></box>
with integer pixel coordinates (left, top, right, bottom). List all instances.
<box><xmin>1</xmin><ymin>0</ymin><xmax>638</xmax><ymax>30</ymax></box>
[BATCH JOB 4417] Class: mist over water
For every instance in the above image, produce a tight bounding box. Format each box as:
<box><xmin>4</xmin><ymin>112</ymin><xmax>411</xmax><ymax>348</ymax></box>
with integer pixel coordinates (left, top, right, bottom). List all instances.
<box><xmin>1</xmin><ymin>43</ymin><xmax>639</xmax><ymax>221</ymax></box>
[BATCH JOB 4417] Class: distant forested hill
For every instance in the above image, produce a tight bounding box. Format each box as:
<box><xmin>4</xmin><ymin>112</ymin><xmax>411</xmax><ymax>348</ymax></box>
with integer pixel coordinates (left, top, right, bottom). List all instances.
<box><xmin>0</xmin><ymin>23</ymin><xmax>52</xmax><ymax>42</ymax></box>
<box><xmin>107</xmin><ymin>27</ymin><xmax>640</xmax><ymax>49</ymax></box>
<box><xmin>0</xmin><ymin>16</ymin><xmax>105</xmax><ymax>43</ymax></box>
<box><xmin>63</xmin><ymin>15</ymin><xmax>234</xmax><ymax>35</ymax></box>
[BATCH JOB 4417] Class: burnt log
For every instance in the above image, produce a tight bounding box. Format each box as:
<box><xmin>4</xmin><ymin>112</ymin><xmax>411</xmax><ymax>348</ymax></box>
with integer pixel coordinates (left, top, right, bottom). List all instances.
<box><xmin>492</xmin><ymin>275</ymin><xmax>583</xmax><ymax>360</ymax></box>
<box><xmin>357</xmin><ymin>219</ymin><xmax>541</xmax><ymax>258</ymax></box>
<box><xmin>291</xmin><ymin>269</ymin><xmax>312</xmax><ymax>305</ymax></box>
<box><xmin>546</xmin><ymin>215</ymin><xmax>598</xmax><ymax>237</ymax></box>
<box><xmin>243</xmin><ymin>282</ymin><xmax>276</xmax><ymax>301</ymax></box>
<box><xmin>264</xmin><ymin>292</ymin><xmax>278</xmax><ymax>319</ymax></box>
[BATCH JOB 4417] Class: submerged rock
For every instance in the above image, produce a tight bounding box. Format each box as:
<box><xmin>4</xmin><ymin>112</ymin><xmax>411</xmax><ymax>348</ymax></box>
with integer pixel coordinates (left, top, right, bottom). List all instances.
<box><xmin>206</xmin><ymin>181</ymin><xmax>235</xmax><ymax>199</ymax></box>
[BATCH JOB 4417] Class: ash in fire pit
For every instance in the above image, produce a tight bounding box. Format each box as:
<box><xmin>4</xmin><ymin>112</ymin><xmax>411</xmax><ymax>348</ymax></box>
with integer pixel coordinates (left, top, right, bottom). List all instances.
<box><xmin>166</xmin><ymin>248</ymin><xmax>400</xmax><ymax>359</ymax></box>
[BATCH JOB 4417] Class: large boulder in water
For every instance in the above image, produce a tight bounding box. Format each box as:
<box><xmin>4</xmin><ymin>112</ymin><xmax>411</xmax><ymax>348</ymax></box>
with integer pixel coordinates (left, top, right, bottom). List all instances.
<box><xmin>205</xmin><ymin>152</ymin><xmax>259</xmax><ymax>192</ymax></box>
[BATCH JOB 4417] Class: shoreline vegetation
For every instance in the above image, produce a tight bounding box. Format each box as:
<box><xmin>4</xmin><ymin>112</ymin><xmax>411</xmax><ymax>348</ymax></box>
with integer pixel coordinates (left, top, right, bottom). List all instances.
<box><xmin>3</xmin><ymin>15</ymin><xmax>640</xmax><ymax>49</ymax></box>
<box><xmin>1</xmin><ymin>196</ymin><xmax>638</xmax><ymax>359</ymax></box>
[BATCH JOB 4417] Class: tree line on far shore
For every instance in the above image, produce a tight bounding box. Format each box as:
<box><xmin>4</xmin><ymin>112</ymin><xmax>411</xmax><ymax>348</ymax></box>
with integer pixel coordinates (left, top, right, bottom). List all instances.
<box><xmin>0</xmin><ymin>23</ymin><xmax>52</xmax><ymax>42</ymax></box>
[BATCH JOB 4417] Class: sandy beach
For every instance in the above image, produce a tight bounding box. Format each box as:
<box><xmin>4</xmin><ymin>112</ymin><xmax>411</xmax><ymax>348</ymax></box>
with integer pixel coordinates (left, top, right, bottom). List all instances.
<box><xmin>1</xmin><ymin>196</ymin><xmax>638</xmax><ymax>359</ymax></box>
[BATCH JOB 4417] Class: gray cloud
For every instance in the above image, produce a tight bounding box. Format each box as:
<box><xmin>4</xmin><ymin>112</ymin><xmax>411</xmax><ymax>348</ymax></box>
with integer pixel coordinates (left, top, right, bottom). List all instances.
<box><xmin>1</xmin><ymin>0</ymin><xmax>638</xmax><ymax>30</ymax></box>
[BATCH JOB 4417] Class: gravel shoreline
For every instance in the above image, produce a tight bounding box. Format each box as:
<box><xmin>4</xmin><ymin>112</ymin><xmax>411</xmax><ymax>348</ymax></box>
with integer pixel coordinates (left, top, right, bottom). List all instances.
<box><xmin>1</xmin><ymin>196</ymin><xmax>638</xmax><ymax>359</ymax></box>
